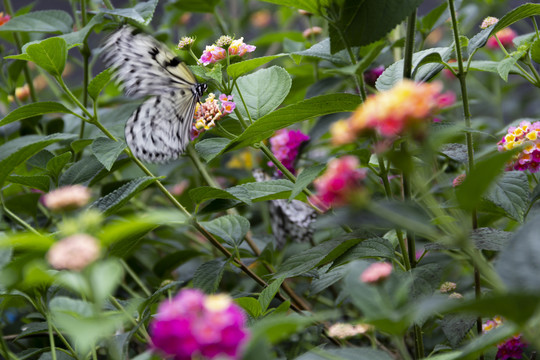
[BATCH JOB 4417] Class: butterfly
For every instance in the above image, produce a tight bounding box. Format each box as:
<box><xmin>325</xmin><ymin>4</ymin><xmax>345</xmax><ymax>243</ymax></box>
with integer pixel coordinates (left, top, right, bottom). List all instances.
<box><xmin>253</xmin><ymin>169</ymin><xmax>316</xmax><ymax>248</ymax></box>
<box><xmin>102</xmin><ymin>26</ymin><xmax>207</xmax><ymax>163</ymax></box>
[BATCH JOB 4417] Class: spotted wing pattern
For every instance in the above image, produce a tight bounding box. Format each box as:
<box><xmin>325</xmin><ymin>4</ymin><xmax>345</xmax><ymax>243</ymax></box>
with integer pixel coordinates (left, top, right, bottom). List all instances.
<box><xmin>253</xmin><ymin>169</ymin><xmax>316</xmax><ymax>248</ymax></box>
<box><xmin>102</xmin><ymin>26</ymin><xmax>204</xmax><ymax>163</ymax></box>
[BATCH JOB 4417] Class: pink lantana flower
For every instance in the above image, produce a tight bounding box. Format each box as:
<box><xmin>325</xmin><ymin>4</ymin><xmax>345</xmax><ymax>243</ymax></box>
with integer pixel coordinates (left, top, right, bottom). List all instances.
<box><xmin>150</xmin><ymin>289</ymin><xmax>249</xmax><ymax>360</ymax></box>
<box><xmin>191</xmin><ymin>93</ymin><xmax>236</xmax><ymax>140</ymax></box>
<box><xmin>312</xmin><ymin>156</ymin><xmax>366</xmax><ymax>208</ymax></box>
<box><xmin>487</xmin><ymin>27</ymin><xmax>517</xmax><ymax>50</ymax></box>
<box><xmin>268</xmin><ymin>129</ymin><xmax>310</xmax><ymax>175</ymax></box>
<box><xmin>331</xmin><ymin>80</ymin><xmax>455</xmax><ymax>144</ymax></box>
<box><xmin>360</xmin><ymin>262</ymin><xmax>393</xmax><ymax>284</ymax></box>
<box><xmin>199</xmin><ymin>37</ymin><xmax>256</xmax><ymax>66</ymax></box>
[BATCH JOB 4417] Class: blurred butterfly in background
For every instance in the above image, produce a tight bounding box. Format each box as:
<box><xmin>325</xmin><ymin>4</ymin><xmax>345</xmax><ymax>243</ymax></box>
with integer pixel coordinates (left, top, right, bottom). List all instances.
<box><xmin>253</xmin><ymin>169</ymin><xmax>316</xmax><ymax>248</ymax></box>
<box><xmin>102</xmin><ymin>26</ymin><xmax>207</xmax><ymax>163</ymax></box>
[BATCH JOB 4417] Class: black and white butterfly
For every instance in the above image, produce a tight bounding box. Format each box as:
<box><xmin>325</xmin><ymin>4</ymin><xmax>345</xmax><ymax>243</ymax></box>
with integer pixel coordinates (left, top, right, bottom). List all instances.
<box><xmin>253</xmin><ymin>169</ymin><xmax>316</xmax><ymax>248</ymax></box>
<box><xmin>102</xmin><ymin>26</ymin><xmax>207</xmax><ymax>163</ymax></box>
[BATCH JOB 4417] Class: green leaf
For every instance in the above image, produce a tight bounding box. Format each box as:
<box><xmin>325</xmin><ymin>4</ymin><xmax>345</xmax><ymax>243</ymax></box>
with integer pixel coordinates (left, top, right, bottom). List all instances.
<box><xmin>310</xmin><ymin>265</ymin><xmax>347</xmax><ymax>294</ymax></box>
<box><xmin>194</xmin><ymin>138</ymin><xmax>230</xmax><ymax>162</ymax></box>
<box><xmin>258</xmin><ymin>0</ymin><xmax>324</xmax><ymax>15</ymax></box>
<box><xmin>192</xmin><ymin>259</ymin><xmax>226</xmax><ymax>293</ymax></box>
<box><xmin>376</xmin><ymin>47</ymin><xmax>452</xmax><ymax>91</ymax></box>
<box><xmin>91</xmin><ymin>137</ymin><xmax>126</xmax><ymax>171</ymax></box>
<box><xmin>456</xmin><ymin>150</ymin><xmax>518</xmax><ymax>211</ymax></box>
<box><xmin>6</xmin><ymin>175</ymin><xmax>50</xmax><ymax>192</ymax></box>
<box><xmin>200</xmin><ymin>215</ymin><xmax>250</xmax><ymax>247</ymax></box>
<box><xmin>189</xmin><ymin>63</ymin><xmax>223</xmax><ymax>85</ymax></box>
<box><xmin>25</xmin><ymin>37</ymin><xmax>67</xmax><ymax>77</ymax></box>
<box><xmin>258</xmin><ymin>277</ymin><xmax>285</xmax><ymax>313</ymax></box>
<box><xmin>89</xmin><ymin>260</ymin><xmax>123</xmax><ymax>306</ymax></box>
<box><xmin>419</xmin><ymin>2</ymin><xmax>448</xmax><ymax>33</ymax></box>
<box><xmin>229</xmin><ymin>179</ymin><xmax>294</xmax><ymax>202</ymax></box>
<box><xmin>333</xmin><ymin>237</ymin><xmax>395</xmax><ymax>266</ymax></box>
<box><xmin>0</xmin><ymin>134</ymin><xmax>75</xmax><ymax>188</ymax></box>
<box><xmin>227</xmin><ymin>54</ymin><xmax>289</xmax><ymax>79</ymax></box>
<box><xmin>296</xmin><ymin>348</ymin><xmax>394</xmax><ymax>360</ymax></box>
<box><xmin>531</xmin><ymin>38</ymin><xmax>540</xmax><ymax>64</ymax></box>
<box><xmin>497</xmin><ymin>56</ymin><xmax>518</xmax><ymax>81</ymax></box>
<box><xmin>232</xmin><ymin>66</ymin><xmax>292</xmax><ymax>120</ymax></box>
<box><xmin>496</xmin><ymin>215</ymin><xmax>540</xmax><ymax>292</ymax></box>
<box><xmin>293</xmin><ymin>38</ymin><xmax>350</xmax><ymax>65</ymax></box>
<box><xmin>71</xmin><ymin>139</ymin><xmax>94</xmax><ymax>153</ymax></box>
<box><xmin>275</xmin><ymin>237</ymin><xmax>362</xmax><ymax>279</ymax></box>
<box><xmin>46</xmin><ymin>152</ymin><xmax>72</xmax><ymax>179</ymax></box>
<box><xmin>328</xmin><ymin>0</ymin><xmax>424</xmax><ymax>53</ymax></box>
<box><xmin>0</xmin><ymin>10</ymin><xmax>73</xmax><ymax>33</ymax></box>
<box><xmin>168</xmin><ymin>0</ymin><xmax>221</xmax><ymax>13</ymax></box>
<box><xmin>153</xmin><ymin>250</ymin><xmax>201</xmax><ymax>277</ymax></box>
<box><xmin>235</xmin><ymin>297</ymin><xmax>262</xmax><ymax>318</ymax></box>
<box><xmin>289</xmin><ymin>164</ymin><xmax>325</xmax><ymax>201</ymax></box>
<box><xmin>0</xmin><ymin>102</ymin><xmax>75</xmax><ymax>127</ymax></box>
<box><xmin>190</xmin><ymin>186</ymin><xmax>251</xmax><ymax>205</ymax></box>
<box><xmin>484</xmin><ymin>171</ymin><xmax>529</xmax><ymax>223</ymax></box>
<box><xmin>440</xmin><ymin>314</ymin><xmax>476</xmax><ymax>348</ymax></box>
<box><xmin>59</xmin><ymin>155</ymin><xmax>104</xmax><ymax>186</ymax></box>
<box><xmin>90</xmin><ymin>177</ymin><xmax>157</xmax><ymax>216</ymax></box>
<box><xmin>15</xmin><ymin>322</ymin><xmax>49</xmax><ymax>340</ymax></box>
<box><xmin>471</xmin><ymin>228</ymin><xmax>512</xmax><ymax>251</ymax></box>
<box><xmin>99</xmin><ymin>0</ymin><xmax>159</xmax><ymax>25</ymax></box>
<box><xmin>223</xmin><ymin>93</ymin><xmax>362</xmax><ymax>153</ymax></box>
<box><xmin>88</xmin><ymin>68</ymin><xmax>113</xmax><ymax>100</ymax></box>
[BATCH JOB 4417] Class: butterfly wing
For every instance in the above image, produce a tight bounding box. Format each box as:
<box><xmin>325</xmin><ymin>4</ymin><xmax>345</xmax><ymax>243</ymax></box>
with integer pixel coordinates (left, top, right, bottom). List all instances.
<box><xmin>252</xmin><ymin>169</ymin><xmax>316</xmax><ymax>248</ymax></box>
<box><xmin>103</xmin><ymin>25</ymin><xmax>197</xmax><ymax>97</ymax></box>
<box><xmin>125</xmin><ymin>92</ymin><xmax>197</xmax><ymax>163</ymax></box>
<box><xmin>102</xmin><ymin>26</ymin><xmax>204</xmax><ymax>163</ymax></box>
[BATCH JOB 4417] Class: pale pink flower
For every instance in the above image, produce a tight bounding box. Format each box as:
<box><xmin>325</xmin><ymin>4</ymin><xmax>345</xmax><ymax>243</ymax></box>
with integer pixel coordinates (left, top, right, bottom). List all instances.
<box><xmin>42</xmin><ymin>185</ymin><xmax>92</xmax><ymax>211</ymax></box>
<box><xmin>302</xmin><ymin>26</ymin><xmax>323</xmax><ymax>38</ymax></box>
<box><xmin>481</xmin><ymin>16</ymin><xmax>499</xmax><ymax>29</ymax></box>
<box><xmin>360</xmin><ymin>262</ymin><xmax>392</xmax><ymax>284</ymax></box>
<box><xmin>47</xmin><ymin>234</ymin><xmax>100</xmax><ymax>271</ymax></box>
<box><xmin>439</xmin><ymin>282</ymin><xmax>457</xmax><ymax>293</ymax></box>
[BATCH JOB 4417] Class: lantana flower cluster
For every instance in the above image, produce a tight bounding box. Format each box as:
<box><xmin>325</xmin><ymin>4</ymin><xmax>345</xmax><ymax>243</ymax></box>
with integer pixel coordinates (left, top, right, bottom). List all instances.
<box><xmin>269</xmin><ymin>129</ymin><xmax>310</xmax><ymax>175</ymax></box>
<box><xmin>0</xmin><ymin>12</ymin><xmax>10</xmax><ymax>26</ymax></box>
<box><xmin>47</xmin><ymin>234</ymin><xmax>100</xmax><ymax>271</ymax></box>
<box><xmin>312</xmin><ymin>156</ymin><xmax>367</xmax><ymax>208</ymax></box>
<box><xmin>42</xmin><ymin>185</ymin><xmax>92</xmax><ymax>211</ymax></box>
<box><xmin>331</xmin><ymin>80</ymin><xmax>455</xmax><ymax>144</ymax></box>
<box><xmin>483</xmin><ymin>316</ymin><xmax>527</xmax><ymax>360</ymax></box>
<box><xmin>192</xmin><ymin>93</ymin><xmax>236</xmax><ymax>139</ymax></box>
<box><xmin>200</xmin><ymin>36</ymin><xmax>256</xmax><ymax>66</ymax></box>
<box><xmin>150</xmin><ymin>288</ymin><xmax>249</xmax><ymax>360</ymax></box>
<box><xmin>497</xmin><ymin>120</ymin><xmax>540</xmax><ymax>172</ymax></box>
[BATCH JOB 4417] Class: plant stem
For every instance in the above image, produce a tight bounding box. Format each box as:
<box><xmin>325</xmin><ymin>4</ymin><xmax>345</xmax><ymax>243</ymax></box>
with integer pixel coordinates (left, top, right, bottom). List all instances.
<box><xmin>234</xmin><ymin>83</ymin><xmax>254</xmax><ymax>125</ymax></box>
<box><xmin>1</xmin><ymin>197</ymin><xmax>41</xmax><ymax>236</ymax></box>
<box><xmin>109</xmin><ymin>296</ymin><xmax>151</xmax><ymax>343</ymax></box>
<box><xmin>120</xmin><ymin>259</ymin><xmax>152</xmax><ymax>297</ymax></box>
<box><xmin>56</xmin><ymin>76</ymin><xmax>94</xmax><ymax>120</ymax></box>
<box><xmin>47</xmin><ymin>315</ymin><xmax>57</xmax><ymax>360</ymax></box>
<box><xmin>3</xmin><ymin>0</ymin><xmax>38</xmax><ymax>103</ymax></box>
<box><xmin>447</xmin><ymin>1</ymin><xmax>482</xmax><ymax>359</ymax></box>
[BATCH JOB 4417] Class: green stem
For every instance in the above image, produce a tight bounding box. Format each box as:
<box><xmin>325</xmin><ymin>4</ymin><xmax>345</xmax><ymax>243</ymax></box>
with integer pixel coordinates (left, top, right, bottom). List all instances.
<box><xmin>233</xmin><ymin>83</ymin><xmax>253</xmax><ymax>125</ymax></box>
<box><xmin>56</xmin><ymin>76</ymin><xmax>94</xmax><ymax>120</ymax></box>
<box><xmin>47</xmin><ymin>315</ymin><xmax>57</xmax><ymax>360</ymax></box>
<box><xmin>333</xmin><ymin>24</ymin><xmax>366</xmax><ymax>101</ymax></box>
<box><xmin>186</xmin><ymin>144</ymin><xmax>220</xmax><ymax>187</ymax></box>
<box><xmin>109</xmin><ymin>296</ymin><xmax>151</xmax><ymax>343</ymax></box>
<box><xmin>447</xmin><ymin>2</ymin><xmax>482</xmax><ymax>359</ymax></box>
<box><xmin>120</xmin><ymin>259</ymin><xmax>152</xmax><ymax>297</ymax></box>
<box><xmin>0</xmin><ymin>324</ymin><xmax>18</xmax><ymax>360</ymax></box>
<box><xmin>3</xmin><ymin>0</ymin><xmax>38</xmax><ymax>103</ymax></box>
<box><xmin>1</xmin><ymin>197</ymin><xmax>40</xmax><ymax>236</ymax></box>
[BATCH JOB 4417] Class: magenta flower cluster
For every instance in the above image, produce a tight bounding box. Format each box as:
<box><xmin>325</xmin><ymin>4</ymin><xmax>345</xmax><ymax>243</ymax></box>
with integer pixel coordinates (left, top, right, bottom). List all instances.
<box><xmin>496</xmin><ymin>335</ymin><xmax>527</xmax><ymax>360</ymax></box>
<box><xmin>269</xmin><ymin>129</ymin><xmax>310</xmax><ymax>175</ymax></box>
<box><xmin>150</xmin><ymin>289</ymin><xmax>249</xmax><ymax>360</ymax></box>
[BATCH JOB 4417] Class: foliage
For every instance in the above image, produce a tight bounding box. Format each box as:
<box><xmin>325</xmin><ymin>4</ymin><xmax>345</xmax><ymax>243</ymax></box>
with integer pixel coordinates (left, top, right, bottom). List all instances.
<box><xmin>1</xmin><ymin>0</ymin><xmax>540</xmax><ymax>359</ymax></box>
